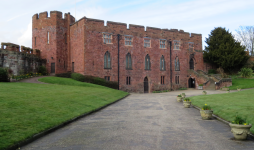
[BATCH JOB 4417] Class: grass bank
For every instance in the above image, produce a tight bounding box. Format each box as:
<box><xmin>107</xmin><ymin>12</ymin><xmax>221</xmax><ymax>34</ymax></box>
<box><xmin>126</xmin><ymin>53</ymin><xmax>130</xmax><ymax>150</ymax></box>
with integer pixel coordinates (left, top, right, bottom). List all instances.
<box><xmin>229</xmin><ymin>78</ymin><xmax>254</xmax><ymax>90</ymax></box>
<box><xmin>0</xmin><ymin>79</ymin><xmax>128</xmax><ymax>149</ymax></box>
<box><xmin>190</xmin><ymin>89</ymin><xmax>254</xmax><ymax>134</ymax></box>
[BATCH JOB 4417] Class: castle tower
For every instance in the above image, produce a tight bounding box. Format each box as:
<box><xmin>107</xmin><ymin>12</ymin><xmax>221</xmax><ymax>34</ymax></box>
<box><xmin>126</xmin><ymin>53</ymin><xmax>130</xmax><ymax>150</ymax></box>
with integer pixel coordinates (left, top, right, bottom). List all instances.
<box><xmin>32</xmin><ymin>11</ymin><xmax>75</xmax><ymax>74</ymax></box>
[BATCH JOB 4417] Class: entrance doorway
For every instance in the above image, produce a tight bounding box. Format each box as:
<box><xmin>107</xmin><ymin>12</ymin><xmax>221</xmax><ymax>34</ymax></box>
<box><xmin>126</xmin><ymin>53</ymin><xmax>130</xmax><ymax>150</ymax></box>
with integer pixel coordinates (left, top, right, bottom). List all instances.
<box><xmin>144</xmin><ymin>77</ymin><xmax>149</xmax><ymax>93</ymax></box>
<box><xmin>51</xmin><ymin>63</ymin><xmax>55</xmax><ymax>73</ymax></box>
<box><xmin>188</xmin><ymin>78</ymin><xmax>195</xmax><ymax>88</ymax></box>
<box><xmin>190</xmin><ymin>58</ymin><xmax>194</xmax><ymax>70</ymax></box>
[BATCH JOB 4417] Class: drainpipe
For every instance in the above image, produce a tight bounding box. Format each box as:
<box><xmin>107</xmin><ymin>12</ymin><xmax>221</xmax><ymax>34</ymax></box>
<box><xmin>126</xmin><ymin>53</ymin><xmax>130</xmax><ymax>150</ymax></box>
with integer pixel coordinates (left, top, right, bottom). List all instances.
<box><xmin>117</xmin><ymin>34</ymin><xmax>120</xmax><ymax>90</ymax></box>
<box><xmin>169</xmin><ymin>41</ymin><xmax>172</xmax><ymax>90</ymax></box>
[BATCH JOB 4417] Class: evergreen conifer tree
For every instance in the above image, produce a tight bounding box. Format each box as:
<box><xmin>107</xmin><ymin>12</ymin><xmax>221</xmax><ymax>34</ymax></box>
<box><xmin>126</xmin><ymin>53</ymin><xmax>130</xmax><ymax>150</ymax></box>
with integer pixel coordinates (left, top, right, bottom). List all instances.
<box><xmin>204</xmin><ymin>27</ymin><xmax>249</xmax><ymax>73</ymax></box>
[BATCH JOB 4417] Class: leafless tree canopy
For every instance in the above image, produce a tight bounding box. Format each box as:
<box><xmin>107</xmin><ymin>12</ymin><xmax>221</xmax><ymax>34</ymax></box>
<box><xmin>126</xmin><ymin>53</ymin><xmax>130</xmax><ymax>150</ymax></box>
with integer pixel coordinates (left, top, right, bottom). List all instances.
<box><xmin>235</xmin><ymin>26</ymin><xmax>254</xmax><ymax>56</ymax></box>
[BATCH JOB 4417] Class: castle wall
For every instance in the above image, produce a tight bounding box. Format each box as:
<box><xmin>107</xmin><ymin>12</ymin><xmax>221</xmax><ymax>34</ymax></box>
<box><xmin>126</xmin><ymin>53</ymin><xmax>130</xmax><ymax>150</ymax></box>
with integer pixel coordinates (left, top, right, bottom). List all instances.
<box><xmin>32</xmin><ymin>10</ymin><xmax>203</xmax><ymax>93</ymax></box>
<box><xmin>32</xmin><ymin>11</ymin><xmax>75</xmax><ymax>74</ymax></box>
<box><xmin>69</xmin><ymin>19</ymin><xmax>85</xmax><ymax>74</ymax></box>
<box><xmin>0</xmin><ymin>43</ymin><xmax>45</xmax><ymax>75</ymax></box>
<box><xmin>72</xmin><ymin>17</ymin><xmax>203</xmax><ymax>93</ymax></box>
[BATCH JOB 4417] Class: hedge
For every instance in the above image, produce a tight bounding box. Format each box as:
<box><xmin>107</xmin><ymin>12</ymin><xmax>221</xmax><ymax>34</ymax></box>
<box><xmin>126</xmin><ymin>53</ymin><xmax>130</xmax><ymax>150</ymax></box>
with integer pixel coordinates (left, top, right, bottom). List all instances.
<box><xmin>55</xmin><ymin>72</ymin><xmax>118</xmax><ymax>89</ymax></box>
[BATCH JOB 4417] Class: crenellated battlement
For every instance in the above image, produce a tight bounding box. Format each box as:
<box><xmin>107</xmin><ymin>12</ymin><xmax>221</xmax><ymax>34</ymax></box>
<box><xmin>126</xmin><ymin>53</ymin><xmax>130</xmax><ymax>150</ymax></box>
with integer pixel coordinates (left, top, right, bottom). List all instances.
<box><xmin>83</xmin><ymin>17</ymin><xmax>201</xmax><ymax>39</ymax></box>
<box><xmin>0</xmin><ymin>42</ymin><xmax>40</xmax><ymax>57</ymax></box>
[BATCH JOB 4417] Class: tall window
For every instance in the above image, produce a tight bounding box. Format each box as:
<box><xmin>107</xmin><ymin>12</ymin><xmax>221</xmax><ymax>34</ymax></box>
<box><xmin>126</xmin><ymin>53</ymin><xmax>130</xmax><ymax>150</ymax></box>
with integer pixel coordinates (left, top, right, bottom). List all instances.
<box><xmin>160</xmin><ymin>55</ymin><xmax>165</xmax><ymax>71</ymax></box>
<box><xmin>175</xmin><ymin>76</ymin><xmax>179</xmax><ymax>84</ymax></box>
<box><xmin>125</xmin><ymin>36</ymin><xmax>132</xmax><ymax>45</ymax></box>
<box><xmin>103</xmin><ymin>34</ymin><xmax>112</xmax><ymax>44</ymax></box>
<box><xmin>145</xmin><ymin>54</ymin><xmax>151</xmax><ymax>70</ymax></box>
<box><xmin>189</xmin><ymin>42</ymin><xmax>194</xmax><ymax>50</ymax></box>
<box><xmin>47</xmin><ymin>32</ymin><xmax>49</xmax><ymax>44</ymax></box>
<box><xmin>175</xmin><ymin>57</ymin><xmax>180</xmax><ymax>71</ymax></box>
<box><xmin>104</xmin><ymin>51</ymin><xmax>111</xmax><ymax>69</ymax></box>
<box><xmin>144</xmin><ymin>38</ymin><xmax>151</xmax><ymax>47</ymax></box>
<box><xmin>161</xmin><ymin>76</ymin><xmax>165</xmax><ymax>85</ymax></box>
<box><xmin>126</xmin><ymin>53</ymin><xmax>132</xmax><ymax>69</ymax></box>
<box><xmin>126</xmin><ymin>76</ymin><xmax>131</xmax><ymax>85</ymax></box>
<box><xmin>160</xmin><ymin>39</ymin><xmax>166</xmax><ymax>48</ymax></box>
<box><xmin>173</xmin><ymin>40</ymin><xmax>180</xmax><ymax>50</ymax></box>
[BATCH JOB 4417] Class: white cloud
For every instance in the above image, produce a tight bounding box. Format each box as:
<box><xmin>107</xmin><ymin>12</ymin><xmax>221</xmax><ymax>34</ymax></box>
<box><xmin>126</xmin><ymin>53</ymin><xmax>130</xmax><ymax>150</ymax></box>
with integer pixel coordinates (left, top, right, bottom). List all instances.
<box><xmin>18</xmin><ymin>20</ymin><xmax>32</xmax><ymax>47</ymax></box>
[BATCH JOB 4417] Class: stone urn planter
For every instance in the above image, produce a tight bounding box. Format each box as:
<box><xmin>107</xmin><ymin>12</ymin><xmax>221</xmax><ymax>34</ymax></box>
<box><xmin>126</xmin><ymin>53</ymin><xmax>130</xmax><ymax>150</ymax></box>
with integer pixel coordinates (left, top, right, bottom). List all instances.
<box><xmin>237</xmin><ymin>88</ymin><xmax>241</xmax><ymax>91</ymax></box>
<box><xmin>183</xmin><ymin>101</ymin><xmax>191</xmax><ymax>108</ymax></box>
<box><xmin>227</xmin><ymin>90</ymin><xmax>230</xmax><ymax>93</ymax></box>
<box><xmin>200</xmin><ymin>110</ymin><xmax>213</xmax><ymax>120</ymax></box>
<box><xmin>202</xmin><ymin>91</ymin><xmax>207</xmax><ymax>95</ymax></box>
<box><xmin>176</xmin><ymin>95</ymin><xmax>182</xmax><ymax>102</ymax></box>
<box><xmin>229</xmin><ymin>123</ymin><xmax>252</xmax><ymax>140</ymax></box>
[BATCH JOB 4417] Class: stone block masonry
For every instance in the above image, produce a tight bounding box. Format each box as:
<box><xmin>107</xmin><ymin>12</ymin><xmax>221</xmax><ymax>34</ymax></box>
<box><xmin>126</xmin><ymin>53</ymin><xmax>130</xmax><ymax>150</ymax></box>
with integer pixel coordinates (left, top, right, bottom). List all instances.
<box><xmin>0</xmin><ymin>43</ymin><xmax>46</xmax><ymax>75</ymax></box>
<box><xmin>32</xmin><ymin>10</ymin><xmax>205</xmax><ymax>93</ymax></box>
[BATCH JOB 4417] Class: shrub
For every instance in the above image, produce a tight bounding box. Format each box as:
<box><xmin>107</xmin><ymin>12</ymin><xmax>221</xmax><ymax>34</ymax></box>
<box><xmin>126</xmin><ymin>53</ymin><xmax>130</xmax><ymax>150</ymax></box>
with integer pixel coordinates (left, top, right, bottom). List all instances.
<box><xmin>0</xmin><ymin>67</ymin><xmax>9</xmax><ymax>82</ymax></box>
<box><xmin>56</xmin><ymin>72</ymin><xmax>72</xmax><ymax>78</ymax></box>
<box><xmin>71</xmin><ymin>73</ymin><xmax>85</xmax><ymax>82</ymax></box>
<box><xmin>38</xmin><ymin>66</ymin><xmax>47</xmax><ymax>75</ymax></box>
<box><xmin>106</xmin><ymin>81</ymin><xmax>118</xmax><ymax>89</ymax></box>
<box><xmin>208</xmin><ymin>69</ymin><xmax>216</xmax><ymax>74</ymax></box>
<box><xmin>199</xmin><ymin>84</ymin><xmax>203</xmax><ymax>86</ymax></box>
<box><xmin>239</xmin><ymin>68</ymin><xmax>253</xmax><ymax>78</ymax></box>
<box><xmin>92</xmin><ymin>77</ymin><xmax>106</xmax><ymax>86</ymax></box>
<box><xmin>83</xmin><ymin>75</ymin><xmax>95</xmax><ymax>83</ymax></box>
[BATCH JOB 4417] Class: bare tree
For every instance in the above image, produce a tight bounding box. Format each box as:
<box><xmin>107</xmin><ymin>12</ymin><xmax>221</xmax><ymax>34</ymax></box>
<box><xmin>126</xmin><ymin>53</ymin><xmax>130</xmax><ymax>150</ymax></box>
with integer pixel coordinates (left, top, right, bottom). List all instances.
<box><xmin>235</xmin><ymin>26</ymin><xmax>254</xmax><ymax>56</ymax></box>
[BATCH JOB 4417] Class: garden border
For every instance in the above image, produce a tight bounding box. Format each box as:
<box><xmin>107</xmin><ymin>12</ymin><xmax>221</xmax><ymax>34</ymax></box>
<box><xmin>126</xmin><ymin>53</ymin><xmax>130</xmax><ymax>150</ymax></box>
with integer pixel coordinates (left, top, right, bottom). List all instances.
<box><xmin>6</xmin><ymin>94</ymin><xmax>130</xmax><ymax>150</ymax></box>
<box><xmin>192</xmin><ymin>105</ymin><xmax>254</xmax><ymax>138</ymax></box>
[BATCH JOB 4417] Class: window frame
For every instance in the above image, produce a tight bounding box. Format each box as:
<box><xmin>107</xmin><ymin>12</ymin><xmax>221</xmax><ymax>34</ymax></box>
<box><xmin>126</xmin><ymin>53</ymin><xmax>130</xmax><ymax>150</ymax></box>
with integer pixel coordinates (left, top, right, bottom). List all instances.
<box><xmin>160</xmin><ymin>55</ymin><xmax>166</xmax><ymax>71</ymax></box>
<box><xmin>104</xmin><ymin>76</ymin><xmax>110</xmax><ymax>81</ymax></box>
<box><xmin>126</xmin><ymin>76</ymin><xmax>131</xmax><ymax>85</ymax></box>
<box><xmin>161</xmin><ymin>76</ymin><xmax>165</xmax><ymax>85</ymax></box>
<box><xmin>188</xmin><ymin>42</ymin><xmax>194</xmax><ymax>50</ymax></box>
<box><xmin>47</xmin><ymin>32</ymin><xmax>49</xmax><ymax>44</ymax></box>
<box><xmin>102</xmin><ymin>33</ymin><xmax>113</xmax><ymax>44</ymax></box>
<box><xmin>173</xmin><ymin>40</ymin><xmax>180</xmax><ymax>50</ymax></box>
<box><xmin>145</xmin><ymin>54</ymin><xmax>151</xmax><ymax>70</ymax></box>
<box><xmin>144</xmin><ymin>38</ymin><xmax>151</xmax><ymax>48</ymax></box>
<box><xmin>175</xmin><ymin>56</ymin><xmax>180</xmax><ymax>71</ymax></box>
<box><xmin>159</xmin><ymin>39</ymin><xmax>166</xmax><ymax>49</ymax></box>
<box><xmin>126</xmin><ymin>53</ymin><xmax>132</xmax><ymax>70</ymax></box>
<box><xmin>175</xmin><ymin>75</ymin><xmax>180</xmax><ymax>84</ymax></box>
<box><xmin>104</xmin><ymin>51</ymin><xmax>111</xmax><ymax>69</ymax></box>
<box><xmin>125</xmin><ymin>35</ymin><xmax>133</xmax><ymax>46</ymax></box>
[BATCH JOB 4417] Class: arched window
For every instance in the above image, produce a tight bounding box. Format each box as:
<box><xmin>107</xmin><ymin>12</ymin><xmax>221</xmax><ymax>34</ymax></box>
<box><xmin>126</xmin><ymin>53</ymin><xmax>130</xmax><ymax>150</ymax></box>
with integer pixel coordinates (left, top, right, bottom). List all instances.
<box><xmin>175</xmin><ymin>57</ymin><xmax>180</xmax><ymax>71</ymax></box>
<box><xmin>145</xmin><ymin>54</ymin><xmax>151</xmax><ymax>70</ymax></box>
<box><xmin>104</xmin><ymin>51</ymin><xmax>111</xmax><ymax>69</ymax></box>
<box><xmin>126</xmin><ymin>53</ymin><xmax>132</xmax><ymax>69</ymax></box>
<box><xmin>160</xmin><ymin>55</ymin><xmax>165</xmax><ymax>71</ymax></box>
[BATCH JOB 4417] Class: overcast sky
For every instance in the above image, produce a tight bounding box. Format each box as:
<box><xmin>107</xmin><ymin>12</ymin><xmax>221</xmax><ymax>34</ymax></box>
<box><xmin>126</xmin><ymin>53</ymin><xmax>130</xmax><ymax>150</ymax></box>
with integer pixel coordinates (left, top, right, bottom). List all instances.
<box><xmin>1</xmin><ymin>0</ymin><xmax>254</xmax><ymax>48</ymax></box>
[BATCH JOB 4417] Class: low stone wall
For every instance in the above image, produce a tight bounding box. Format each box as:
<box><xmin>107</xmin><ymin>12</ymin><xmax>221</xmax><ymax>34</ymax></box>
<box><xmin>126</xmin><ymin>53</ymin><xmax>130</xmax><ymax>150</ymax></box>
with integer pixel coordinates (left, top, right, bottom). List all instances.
<box><xmin>215</xmin><ymin>78</ymin><xmax>232</xmax><ymax>90</ymax></box>
<box><xmin>0</xmin><ymin>42</ymin><xmax>46</xmax><ymax>75</ymax></box>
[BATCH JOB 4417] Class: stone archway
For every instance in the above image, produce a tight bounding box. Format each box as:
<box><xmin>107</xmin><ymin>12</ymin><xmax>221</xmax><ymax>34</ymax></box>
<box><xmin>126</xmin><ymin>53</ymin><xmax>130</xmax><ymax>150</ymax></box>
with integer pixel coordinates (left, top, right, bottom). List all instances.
<box><xmin>188</xmin><ymin>78</ymin><xmax>195</xmax><ymax>88</ymax></box>
<box><xmin>144</xmin><ymin>77</ymin><xmax>149</xmax><ymax>93</ymax></box>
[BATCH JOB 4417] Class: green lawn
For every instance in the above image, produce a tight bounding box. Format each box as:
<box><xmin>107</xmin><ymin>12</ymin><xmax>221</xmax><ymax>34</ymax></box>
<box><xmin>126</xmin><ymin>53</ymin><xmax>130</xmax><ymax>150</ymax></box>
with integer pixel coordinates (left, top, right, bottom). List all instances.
<box><xmin>229</xmin><ymin>78</ymin><xmax>254</xmax><ymax>90</ymax></box>
<box><xmin>0</xmin><ymin>78</ymin><xmax>128</xmax><ymax>150</ymax></box>
<box><xmin>38</xmin><ymin>76</ymin><xmax>106</xmax><ymax>88</ymax></box>
<box><xmin>190</xmin><ymin>89</ymin><xmax>254</xmax><ymax>134</ymax></box>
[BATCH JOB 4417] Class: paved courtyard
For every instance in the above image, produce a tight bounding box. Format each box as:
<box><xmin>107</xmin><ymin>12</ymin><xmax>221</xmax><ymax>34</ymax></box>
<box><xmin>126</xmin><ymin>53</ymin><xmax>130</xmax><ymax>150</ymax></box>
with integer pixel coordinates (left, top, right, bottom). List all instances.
<box><xmin>22</xmin><ymin>90</ymin><xmax>254</xmax><ymax>150</ymax></box>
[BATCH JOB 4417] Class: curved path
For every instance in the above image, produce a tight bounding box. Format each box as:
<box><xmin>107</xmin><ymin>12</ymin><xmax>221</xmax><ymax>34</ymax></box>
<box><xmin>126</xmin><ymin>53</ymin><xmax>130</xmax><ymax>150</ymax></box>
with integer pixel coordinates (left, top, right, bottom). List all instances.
<box><xmin>21</xmin><ymin>89</ymin><xmax>254</xmax><ymax>150</ymax></box>
<box><xmin>18</xmin><ymin>76</ymin><xmax>49</xmax><ymax>84</ymax></box>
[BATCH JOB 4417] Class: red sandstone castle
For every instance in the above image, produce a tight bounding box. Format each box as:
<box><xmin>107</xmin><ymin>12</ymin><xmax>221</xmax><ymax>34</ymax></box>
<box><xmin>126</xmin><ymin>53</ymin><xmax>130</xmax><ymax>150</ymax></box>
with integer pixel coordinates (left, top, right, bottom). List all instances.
<box><xmin>32</xmin><ymin>11</ymin><xmax>208</xmax><ymax>93</ymax></box>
